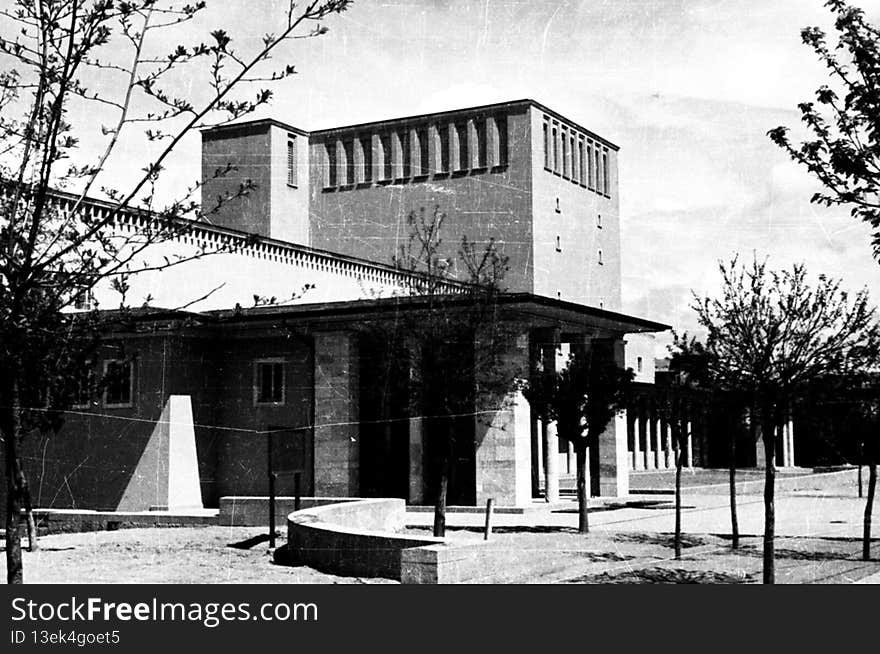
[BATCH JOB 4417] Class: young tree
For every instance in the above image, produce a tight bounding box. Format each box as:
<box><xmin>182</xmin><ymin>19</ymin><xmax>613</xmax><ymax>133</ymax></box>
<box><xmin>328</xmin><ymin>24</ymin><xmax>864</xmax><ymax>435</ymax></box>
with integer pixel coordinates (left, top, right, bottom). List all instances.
<box><xmin>369</xmin><ymin>207</ymin><xmax>523</xmax><ymax>537</ymax></box>
<box><xmin>524</xmin><ymin>345</ymin><xmax>634</xmax><ymax>534</ymax></box>
<box><xmin>651</xmin><ymin>364</ymin><xmax>703</xmax><ymax>559</ymax></box>
<box><xmin>768</xmin><ymin>0</ymin><xmax>880</xmax><ymax>260</ymax></box>
<box><xmin>0</xmin><ymin>0</ymin><xmax>350</xmax><ymax>584</ymax></box>
<box><xmin>688</xmin><ymin>256</ymin><xmax>880</xmax><ymax>583</ymax></box>
<box><xmin>670</xmin><ymin>335</ymin><xmax>744</xmax><ymax>549</ymax></box>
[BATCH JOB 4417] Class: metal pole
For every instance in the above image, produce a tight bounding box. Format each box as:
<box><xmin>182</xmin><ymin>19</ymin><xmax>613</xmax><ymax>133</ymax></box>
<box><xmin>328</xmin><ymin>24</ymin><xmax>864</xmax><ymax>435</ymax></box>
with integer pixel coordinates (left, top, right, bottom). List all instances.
<box><xmin>267</xmin><ymin>429</ymin><xmax>275</xmax><ymax>548</ymax></box>
<box><xmin>269</xmin><ymin>472</ymin><xmax>277</xmax><ymax>549</ymax></box>
<box><xmin>483</xmin><ymin>498</ymin><xmax>494</xmax><ymax>540</ymax></box>
<box><xmin>294</xmin><ymin>471</ymin><xmax>302</xmax><ymax>511</ymax></box>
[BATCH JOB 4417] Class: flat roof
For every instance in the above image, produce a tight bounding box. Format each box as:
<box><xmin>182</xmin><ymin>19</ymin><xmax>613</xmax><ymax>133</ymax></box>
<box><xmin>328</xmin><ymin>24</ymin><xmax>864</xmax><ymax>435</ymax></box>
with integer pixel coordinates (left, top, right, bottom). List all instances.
<box><xmin>205</xmin><ymin>293</ymin><xmax>668</xmax><ymax>334</ymax></box>
<box><xmin>195</xmin><ymin>99</ymin><xmax>619</xmax><ymax>151</ymax></box>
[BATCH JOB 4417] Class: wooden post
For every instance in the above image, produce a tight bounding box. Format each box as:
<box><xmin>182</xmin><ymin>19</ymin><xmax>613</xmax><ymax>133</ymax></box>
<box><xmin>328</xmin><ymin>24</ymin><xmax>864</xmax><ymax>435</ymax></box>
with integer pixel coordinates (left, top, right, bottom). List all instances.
<box><xmin>483</xmin><ymin>498</ymin><xmax>494</xmax><ymax>540</ymax></box>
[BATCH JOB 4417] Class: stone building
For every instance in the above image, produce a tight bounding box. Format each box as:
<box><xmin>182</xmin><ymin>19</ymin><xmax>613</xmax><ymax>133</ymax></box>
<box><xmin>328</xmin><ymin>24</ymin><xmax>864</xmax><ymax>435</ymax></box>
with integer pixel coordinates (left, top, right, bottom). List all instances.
<box><xmin>13</xmin><ymin>100</ymin><xmax>669</xmax><ymax>513</ymax></box>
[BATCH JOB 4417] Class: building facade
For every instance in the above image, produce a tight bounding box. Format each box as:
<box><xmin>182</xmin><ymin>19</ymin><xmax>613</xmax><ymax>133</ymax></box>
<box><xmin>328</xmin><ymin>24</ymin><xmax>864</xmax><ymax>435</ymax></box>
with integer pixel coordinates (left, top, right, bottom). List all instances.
<box><xmin>10</xmin><ymin>100</ymin><xmax>670</xmax><ymax>514</ymax></box>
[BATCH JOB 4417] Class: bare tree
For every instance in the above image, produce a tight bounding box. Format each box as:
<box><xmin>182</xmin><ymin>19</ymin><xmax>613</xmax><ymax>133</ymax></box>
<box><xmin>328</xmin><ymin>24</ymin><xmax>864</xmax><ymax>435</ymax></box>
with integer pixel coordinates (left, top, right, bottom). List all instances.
<box><xmin>367</xmin><ymin>207</ymin><xmax>523</xmax><ymax>537</ymax></box>
<box><xmin>0</xmin><ymin>0</ymin><xmax>350</xmax><ymax>584</ymax></box>
<box><xmin>684</xmin><ymin>255</ymin><xmax>880</xmax><ymax>583</ymax></box>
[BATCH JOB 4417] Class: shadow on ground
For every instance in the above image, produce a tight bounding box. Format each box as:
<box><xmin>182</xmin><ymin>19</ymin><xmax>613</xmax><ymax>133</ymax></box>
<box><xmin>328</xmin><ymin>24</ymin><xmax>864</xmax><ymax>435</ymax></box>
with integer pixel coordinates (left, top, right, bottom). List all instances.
<box><xmin>564</xmin><ymin>567</ymin><xmax>755</xmax><ymax>584</ymax></box>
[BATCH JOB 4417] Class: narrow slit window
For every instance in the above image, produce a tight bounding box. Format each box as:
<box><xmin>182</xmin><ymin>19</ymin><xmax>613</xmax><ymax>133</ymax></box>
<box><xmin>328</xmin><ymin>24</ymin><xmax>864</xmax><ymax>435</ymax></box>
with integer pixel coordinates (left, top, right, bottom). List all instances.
<box><xmin>418</xmin><ymin>127</ymin><xmax>430</xmax><ymax>176</ymax></box>
<box><xmin>562</xmin><ymin>131</ymin><xmax>570</xmax><ymax>179</ymax></box>
<box><xmin>543</xmin><ymin>122</ymin><xmax>551</xmax><ymax>169</ymax></box>
<box><xmin>360</xmin><ymin>136</ymin><xmax>372</xmax><ymax>184</ymax></box>
<box><xmin>602</xmin><ymin>151</ymin><xmax>610</xmax><ymax>195</ymax></box>
<box><xmin>286</xmin><ymin>136</ymin><xmax>297</xmax><ymax>187</ymax></box>
<box><xmin>344</xmin><ymin>139</ymin><xmax>355</xmax><ymax>185</ymax></box>
<box><xmin>455</xmin><ymin>122</ymin><xmax>469</xmax><ymax>171</ymax></box>
<box><xmin>578</xmin><ymin>141</ymin><xmax>586</xmax><ymax>187</ymax></box>
<box><xmin>325</xmin><ymin>143</ymin><xmax>337</xmax><ymax>187</ymax></box>
<box><xmin>598</xmin><ymin>249</ymin><xmax>604</xmax><ymax>265</ymax></box>
<box><xmin>439</xmin><ymin>127</ymin><xmax>450</xmax><ymax>173</ymax></box>
<box><xmin>475</xmin><ymin>120</ymin><xmax>487</xmax><ymax>168</ymax></box>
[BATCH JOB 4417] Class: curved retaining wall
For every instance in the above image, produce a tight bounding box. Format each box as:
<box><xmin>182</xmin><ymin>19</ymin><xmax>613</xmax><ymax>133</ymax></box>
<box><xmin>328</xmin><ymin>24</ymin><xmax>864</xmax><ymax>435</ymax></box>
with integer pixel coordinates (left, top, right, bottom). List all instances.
<box><xmin>286</xmin><ymin>498</ymin><xmax>444</xmax><ymax>580</ymax></box>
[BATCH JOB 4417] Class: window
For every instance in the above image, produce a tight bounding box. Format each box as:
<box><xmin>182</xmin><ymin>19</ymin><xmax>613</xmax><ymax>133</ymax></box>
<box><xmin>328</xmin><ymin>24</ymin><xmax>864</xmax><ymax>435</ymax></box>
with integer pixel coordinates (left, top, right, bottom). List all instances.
<box><xmin>570</xmin><ymin>135</ymin><xmax>578</xmax><ymax>183</ymax></box>
<box><xmin>555</xmin><ymin>198</ymin><xmax>561</xmax><ymax>213</ymax></box>
<box><xmin>417</xmin><ymin>127</ymin><xmax>430</xmax><ymax>176</ymax></box>
<box><xmin>597</xmin><ymin>213</ymin><xmax>603</xmax><ymax>229</ymax></box>
<box><xmin>325</xmin><ymin>143</ymin><xmax>337</xmax><ymax>187</ymax></box>
<box><xmin>255</xmin><ymin>360</ymin><xmax>285</xmax><ymax>405</ymax></box>
<box><xmin>73</xmin><ymin>286</ymin><xmax>95</xmax><ymax>310</ymax></box>
<box><xmin>496</xmin><ymin>116</ymin><xmax>508</xmax><ymax>167</ymax></box>
<box><xmin>578</xmin><ymin>140</ymin><xmax>586</xmax><ymax>187</ymax></box>
<box><xmin>454</xmin><ymin>122</ymin><xmax>469</xmax><ymax>172</ymax></box>
<box><xmin>556</xmin><ymin>235</ymin><xmax>562</xmax><ymax>252</ymax></box>
<box><xmin>602</xmin><ymin>150</ymin><xmax>610</xmax><ymax>195</ymax></box>
<box><xmin>598</xmin><ymin>249</ymin><xmax>604</xmax><ymax>265</ymax></box>
<box><xmin>104</xmin><ymin>359</ymin><xmax>132</xmax><ymax>407</ymax></box>
<box><xmin>552</xmin><ymin>126</ymin><xmax>559</xmax><ymax>173</ymax></box>
<box><xmin>438</xmin><ymin>127</ymin><xmax>450</xmax><ymax>173</ymax></box>
<box><xmin>562</xmin><ymin>130</ymin><xmax>570</xmax><ymax>179</ymax></box>
<box><xmin>637</xmin><ymin>357</ymin><xmax>643</xmax><ymax>373</ymax></box>
<box><xmin>400</xmin><ymin>130</ymin><xmax>412</xmax><ymax>178</ymax></box>
<box><xmin>380</xmin><ymin>134</ymin><xmax>392</xmax><ymax>181</ymax></box>
<box><xmin>475</xmin><ymin>120</ymin><xmax>487</xmax><ymax>169</ymax></box>
<box><xmin>543</xmin><ymin>121</ymin><xmax>551</xmax><ymax>169</ymax></box>
<box><xmin>343</xmin><ymin>139</ymin><xmax>355</xmax><ymax>185</ymax></box>
<box><xmin>286</xmin><ymin>136</ymin><xmax>297</xmax><ymax>187</ymax></box>
<box><xmin>360</xmin><ymin>136</ymin><xmax>372</xmax><ymax>184</ymax></box>
<box><xmin>587</xmin><ymin>142</ymin><xmax>595</xmax><ymax>190</ymax></box>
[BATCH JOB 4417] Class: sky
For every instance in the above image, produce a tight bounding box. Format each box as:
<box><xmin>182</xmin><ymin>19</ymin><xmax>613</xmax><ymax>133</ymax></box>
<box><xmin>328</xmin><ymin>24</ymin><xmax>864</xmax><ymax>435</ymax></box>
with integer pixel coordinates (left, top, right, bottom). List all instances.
<box><xmin>42</xmin><ymin>0</ymin><xmax>880</xmax><ymax>347</ymax></box>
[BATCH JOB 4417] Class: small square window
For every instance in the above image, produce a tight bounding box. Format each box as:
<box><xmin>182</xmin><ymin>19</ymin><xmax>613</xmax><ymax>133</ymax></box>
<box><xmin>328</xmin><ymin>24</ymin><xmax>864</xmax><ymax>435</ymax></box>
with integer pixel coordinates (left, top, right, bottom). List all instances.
<box><xmin>104</xmin><ymin>359</ymin><xmax>133</xmax><ymax>408</ymax></box>
<box><xmin>255</xmin><ymin>360</ymin><xmax>285</xmax><ymax>405</ymax></box>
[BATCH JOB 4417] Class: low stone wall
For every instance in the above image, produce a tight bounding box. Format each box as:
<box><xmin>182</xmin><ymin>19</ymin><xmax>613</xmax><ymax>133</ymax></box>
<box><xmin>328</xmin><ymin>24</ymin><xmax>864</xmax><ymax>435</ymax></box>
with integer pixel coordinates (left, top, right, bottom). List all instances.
<box><xmin>286</xmin><ymin>498</ymin><xmax>443</xmax><ymax>580</ymax></box>
<box><xmin>218</xmin><ymin>496</ymin><xmax>357</xmax><ymax>527</ymax></box>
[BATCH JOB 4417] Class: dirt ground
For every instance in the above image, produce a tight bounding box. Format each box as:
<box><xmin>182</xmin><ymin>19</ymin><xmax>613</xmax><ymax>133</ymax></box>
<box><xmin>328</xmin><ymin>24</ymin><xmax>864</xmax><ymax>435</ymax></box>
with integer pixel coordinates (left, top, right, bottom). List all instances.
<box><xmin>4</xmin><ymin>524</ymin><xmax>878</xmax><ymax>584</ymax></box>
<box><xmin>1</xmin><ymin>527</ymin><xmax>396</xmax><ymax>584</ymax></box>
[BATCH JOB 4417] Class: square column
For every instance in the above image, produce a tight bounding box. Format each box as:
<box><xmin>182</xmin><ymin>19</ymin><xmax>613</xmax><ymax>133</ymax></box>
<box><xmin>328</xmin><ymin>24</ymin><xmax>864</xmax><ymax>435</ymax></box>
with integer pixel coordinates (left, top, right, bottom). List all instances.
<box><xmin>313</xmin><ymin>331</ymin><xmax>359</xmax><ymax>496</ymax></box>
<box><xmin>409</xmin><ymin>416</ymin><xmax>424</xmax><ymax>504</ymax></box>
<box><xmin>594</xmin><ymin>338</ymin><xmax>630</xmax><ymax>497</ymax></box>
<box><xmin>651</xmin><ymin>404</ymin><xmax>662</xmax><ymax>469</ymax></box>
<box><xmin>474</xmin><ymin>332</ymin><xmax>532</xmax><ymax>507</ymax></box>
<box><xmin>640</xmin><ymin>399</ymin><xmax>654</xmax><ymax>470</ymax></box>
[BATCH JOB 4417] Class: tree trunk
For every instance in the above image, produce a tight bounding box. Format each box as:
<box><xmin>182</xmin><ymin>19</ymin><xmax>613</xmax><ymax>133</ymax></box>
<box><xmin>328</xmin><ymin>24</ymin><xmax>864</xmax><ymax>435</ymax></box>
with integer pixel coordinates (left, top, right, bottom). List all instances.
<box><xmin>762</xmin><ymin>425</ymin><xmax>776</xmax><ymax>584</ymax></box>
<box><xmin>433</xmin><ymin>459</ymin><xmax>448</xmax><ymax>538</ymax></box>
<box><xmin>23</xmin><ymin>483</ymin><xmax>38</xmax><ymax>552</ymax></box>
<box><xmin>433</xmin><ymin>421</ymin><xmax>451</xmax><ymax>538</ymax></box>
<box><xmin>576</xmin><ymin>446</ymin><xmax>589</xmax><ymax>534</ymax></box>
<box><xmin>729</xmin><ymin>428</ymin><xmax>739</xmax><ymax>549</ymax></box>
<box><xmin>864</xmin><ymin>463</ymin><xmax>877</xmax><ymax>562</ymax></box>
<box><xmin>674</xmin><ymin>440</ymin><xmax>683</xmax><ymax>560</ymax></box>
<box><xmin>3</xmin><ymin>376</ymin><xmax>24</xmax><ymax>584</ymax></box>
